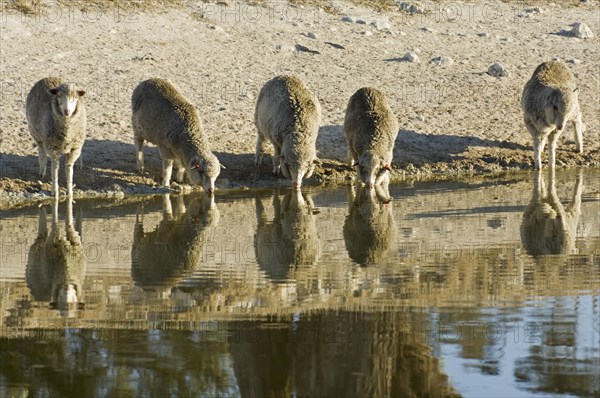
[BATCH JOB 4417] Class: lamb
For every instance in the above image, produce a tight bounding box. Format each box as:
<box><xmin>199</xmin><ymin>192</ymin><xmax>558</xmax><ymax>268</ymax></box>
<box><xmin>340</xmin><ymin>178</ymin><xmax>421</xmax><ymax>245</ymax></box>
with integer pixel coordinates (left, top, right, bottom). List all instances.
<box><xmin>343</xmin><ymin>87</ymin><xmax>399</xmax><ymax>188</ymax></box>
<box><xmin>25</xmin><ymin>77</ymin><xmax>86</xmax><ymax>198</ymax></box>
<box><xmin>132</xmin><ymin>193</ymin><xmax>220</xmax><ymax>291</ymax></box>
<box><xmin>521</xmin><ymin>60</ymin><xmax>584</xmax><ymax>169</ymax></box>
<box><xmin>254</xmin><ymin>75</ymin><xmax>321</xmax><ymax>190</ymax></box>
<box><xmin>26</xmin><ymin>197</ymin><xmax>86</xmax><ymax>315</ymax></box>
<box><xmin>131</xmin><ymin>78</ymin><xmax>222</xmax><ymax>193</ymax></box>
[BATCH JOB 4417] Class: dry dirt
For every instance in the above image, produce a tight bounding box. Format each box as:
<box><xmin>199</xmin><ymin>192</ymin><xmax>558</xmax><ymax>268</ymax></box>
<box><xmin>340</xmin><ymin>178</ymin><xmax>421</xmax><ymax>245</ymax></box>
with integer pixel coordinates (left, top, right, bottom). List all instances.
<box><xmin>0</xmin><ymin>0</ymin><xmax>599</xmax><ymax>208</ymax></box>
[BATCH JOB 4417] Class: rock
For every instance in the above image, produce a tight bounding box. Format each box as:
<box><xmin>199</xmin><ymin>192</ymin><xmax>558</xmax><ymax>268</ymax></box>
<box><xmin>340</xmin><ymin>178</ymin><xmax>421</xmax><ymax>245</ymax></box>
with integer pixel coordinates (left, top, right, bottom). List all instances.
<box><xmin>342</xmin><ymin>16</ymin><xmax>356</xmax><ymax>23</ymax></box>
<box><xmin>402</xmin><ymin>52</ymin><xmax>419</xmax><ymax>62</ymax></box>
<box><xmin>208</xmin><ymin>25</ymin><xmax>224</xmax><ymax>33</ymax></box>
<box><xmin>363</xmin><ymin>30</ymin><xmax>373</xmax><ymax>36</ymax></box>
<box><xmin>371</xmin><ymin>18</ymin><xmax>392</xmax><ymax>31</ymax></box>
<box><xmin>477</xmin><ymin>32</ymin><xmax>489</xmax><ymax>37</ymax></box>
<box><xmin>306</xmin><ymin>32</ymin><xmax>318</xmax><ymax>39</ymax></box>
<box><xmin>429</xmin><ymin>56</ymin><xmax>453</xmax><ymax>66</ymax></box>
<box><xmin>399</xmin><ymin>2</ymin><xmax>425</xmax><ymax>14</ymax></box>
<box><xmin>567</xmin><ymin>58</ymin><xmax>582</xmax><ymax>64</ymax></box>
<box><xmin>487</xmin><ymin>62</ymin><xmax>509</xmax><ymax>77</ymax></box>
<box><xmin>571</xmin><ymin>22</ymin><xmax>594</xmax><ymax>38</ymax></box>
<box><xmin>356</xmin><ymin>19</ymin><xmax>368</xmax><ymax>25</ymax></box>
<box><xmin>275</xmin><ymin>44</ymin><xmax>295</xmax><ymax>52</ymax></box>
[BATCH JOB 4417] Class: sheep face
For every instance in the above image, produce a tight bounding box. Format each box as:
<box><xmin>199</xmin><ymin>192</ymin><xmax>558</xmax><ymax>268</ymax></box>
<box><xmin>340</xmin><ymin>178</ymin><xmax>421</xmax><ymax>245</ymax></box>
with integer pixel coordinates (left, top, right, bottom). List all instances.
<box><xmin>356</xmin><ymin>151</ymin><xmax>390</xmax><ymax>189</ymax></box>
<box><xmin>187</xmin><ymin>154</ymin><xmax>221</xmax><ymax>194</ymax></box>
<box><xmin>544</xmin><ymin>89</ymin><xmax>577</xmax><ymax>131</ymax></box>
<box><xmin>49</xmin><ymin>84</ymin><xmax>85</xmax><ymax>118</ymax></box>
<box><xmin>280</xmin><ymin>154</ymin><xmax>317</xmax><ymax>190</ymax></box>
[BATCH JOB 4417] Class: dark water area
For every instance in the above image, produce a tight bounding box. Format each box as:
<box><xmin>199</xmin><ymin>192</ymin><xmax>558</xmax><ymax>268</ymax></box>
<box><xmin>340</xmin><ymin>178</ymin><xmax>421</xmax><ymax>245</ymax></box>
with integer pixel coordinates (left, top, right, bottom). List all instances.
<box><xmin>1</xmin><ymin>169</ymin><xmax>599</xmax><ymax>397</ymax></box>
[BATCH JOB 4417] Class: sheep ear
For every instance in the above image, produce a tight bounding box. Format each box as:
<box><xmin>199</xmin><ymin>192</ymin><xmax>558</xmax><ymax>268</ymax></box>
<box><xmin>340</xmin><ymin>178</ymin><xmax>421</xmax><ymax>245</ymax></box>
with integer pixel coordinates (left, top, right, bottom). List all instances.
<box><xmin>77</xmin><ymin>90</ymin><xmax>86</xmax><ymax>97</ymax></box>
<box><xmin>48</xmin><ymin>88</ymin><xmax>59</xmax><ymax>96</ymax></box>
<box><xmin>313</xmin><ymin>158</ymin><xmax>322</xmax><ymax>165</ymax></box>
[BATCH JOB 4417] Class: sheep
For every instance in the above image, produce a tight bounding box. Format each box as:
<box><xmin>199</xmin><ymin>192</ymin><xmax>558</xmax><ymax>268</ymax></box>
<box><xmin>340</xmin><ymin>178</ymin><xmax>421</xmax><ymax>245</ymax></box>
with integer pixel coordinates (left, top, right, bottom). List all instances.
<box><xmin>131</xmin><ymin>78</ymin><xmax>222</xmax><ymax>193</ymax></box>
<box><xmin>26</xmin><ymin>197</ymin><xmax>86</xmax><ymax>316</ymax></box>
<box><xmin>343</xmin><ymin>184</ymin><xmax>397</xmax><ymax>266</ymax></box>
<box><xmin>254</xmin><ymin>75</ymin><xmax>322</xmax><ymax>190</ymax></box>
<box><xmin>25</xmin><ymin>77</ymin><xmax>86</xmax><ymax>198</ymax></box>
<box><xmin>521</xmin><ymin>60</ymin><xmax>584</xmax><ymax>169</ymax></box>
<box><xmin>343</xmin><ymin>87</ymin><xmax>399</xmax><ymax>189</ymax></box>
<box><xmin>521</xmin><ymin>169</ymin><xmax>582</xmax><ymax>256</ymax></box>
<box><xmin>254</xmin><ymin>189</ymin><xmax>319</xmax><ymax>282</ymax></box>
<box><xmin>132</xmin><ymin>193</ymin><xmax>220</xmax><ymax>291</ymax></box>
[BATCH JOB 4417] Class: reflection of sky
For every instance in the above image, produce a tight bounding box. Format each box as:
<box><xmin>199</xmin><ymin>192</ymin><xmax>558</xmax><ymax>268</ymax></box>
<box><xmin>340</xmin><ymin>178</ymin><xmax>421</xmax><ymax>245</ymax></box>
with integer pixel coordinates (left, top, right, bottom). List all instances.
<box><xmin>438</xmin><ymin>295</ymin><xmax>600</xmax><ymax>398</ymax></box>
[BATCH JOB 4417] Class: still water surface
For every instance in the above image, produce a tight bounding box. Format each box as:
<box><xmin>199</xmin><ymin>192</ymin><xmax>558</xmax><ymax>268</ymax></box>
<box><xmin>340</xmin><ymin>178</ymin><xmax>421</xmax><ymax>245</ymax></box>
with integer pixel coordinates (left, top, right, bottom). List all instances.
<box><xmin>0</xmin><ymin>169</ymin><xmax>599</xmax><ymax>397</ymax></box>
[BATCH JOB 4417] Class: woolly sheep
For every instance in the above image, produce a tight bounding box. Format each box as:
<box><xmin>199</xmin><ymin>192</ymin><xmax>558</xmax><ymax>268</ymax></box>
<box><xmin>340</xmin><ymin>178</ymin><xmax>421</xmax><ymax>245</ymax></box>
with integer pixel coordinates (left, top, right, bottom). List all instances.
<box><xmin>26</xmin><ymin>77</ymin><xmax>86</xmax><ymax>198</ymax></box>
<box><xmin>521</xmin><ymin>169</ymin><xmax>582</xmax><ymax>256</ymax></box>
<box><xmin>343</xmin><ymin>185</ymin><xmax>397</xmax><ymax>266</ymax></box>
<box><xmin>131</xmin><ymin>78</ymin><xmax>222</xmax><ymax>193</ymax></box>
<box><xmin>254</xmin><ymin>190</ymin><xmax>319</xmax><ymax>282</ymax></box>
<box><xmin>254</xmin><ymin>75</ymin><xmax>322</xmax><ymax>190</ymax></box>
<box><xmin>132</xmin><ymin>193</ymin><xmax>220</xmax><ymax>290</ymax></box>
<box><xmin>26</xmin><ymin>197</ymin><xmax>85</xmax><ymax>315</ymax></box>
<box><xmin>521</xmin><ymin>60</ymin><xmax>584</xmax><ymax>169</ymax></box>
<box><xmin>344</xmin><ymin>87</ymin><xmax>399</xmax><ymax>188</ymax></box>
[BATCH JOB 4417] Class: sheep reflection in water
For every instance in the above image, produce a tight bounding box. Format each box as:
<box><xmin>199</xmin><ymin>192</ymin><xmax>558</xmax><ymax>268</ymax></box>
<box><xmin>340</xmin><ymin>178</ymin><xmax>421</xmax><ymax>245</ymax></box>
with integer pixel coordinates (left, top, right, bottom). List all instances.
<box><xmin>26</xmin><ymin>196</ymin><xmax>85</xmax><ymax>316</ymax></box>
<box><xmin>132</xmin><ymin>193</ymin><xmax>220</xmax><ymax>291</ymax></box>
<box><xmin>254</xmin><ymin>190</ymin><xmax>320</xmax><ymax>282</ymax></box>
<box><xmin>344</xmin><ymin>184</ymin><xmax>397</xmax><ymax>266</ymax></box>
<box><xmin>521</xmin><ymin>169</ymin><xmax>583</xmax><ymax>256</ymax></box>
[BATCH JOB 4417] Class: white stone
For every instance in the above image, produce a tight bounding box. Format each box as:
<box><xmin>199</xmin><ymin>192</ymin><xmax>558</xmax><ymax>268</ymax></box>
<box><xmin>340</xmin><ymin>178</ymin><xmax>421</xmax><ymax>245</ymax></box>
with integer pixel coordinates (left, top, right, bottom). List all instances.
<box><xmin>402</xmin><ymin>52</ymin><xmax>419</xmax><ymax>62</ymax></box>
<box><xmin>487</xmin><ymin>62</ymin><xmax>509</xmax><ymax>78</ymax></box>
<box><xmin>429</xmin><ymin>56</ymin><xmax>454</xmax><ymax>66</ymax></box>
<box><xmin>571</xmin><ymin>22</ymin><xmax>594</xmax><ymax>39</ymax></box>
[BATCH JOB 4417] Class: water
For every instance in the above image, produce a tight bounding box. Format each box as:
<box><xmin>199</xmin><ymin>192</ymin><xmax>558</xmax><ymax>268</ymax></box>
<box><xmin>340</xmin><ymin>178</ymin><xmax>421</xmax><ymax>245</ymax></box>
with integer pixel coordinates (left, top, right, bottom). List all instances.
<box><xmin>1</xmin><ymin>169</ymin><xmax>599</xmax><ymax>397</ymax></box>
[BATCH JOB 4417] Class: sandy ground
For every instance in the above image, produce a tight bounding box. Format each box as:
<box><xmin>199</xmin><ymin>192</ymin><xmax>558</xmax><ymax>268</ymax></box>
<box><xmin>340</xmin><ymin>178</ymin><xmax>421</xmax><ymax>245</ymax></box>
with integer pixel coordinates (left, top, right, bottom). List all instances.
<box><xmin>0</xmin><ymin>0</ymin><xmax>599</xmax><ymax>207</ymax></box>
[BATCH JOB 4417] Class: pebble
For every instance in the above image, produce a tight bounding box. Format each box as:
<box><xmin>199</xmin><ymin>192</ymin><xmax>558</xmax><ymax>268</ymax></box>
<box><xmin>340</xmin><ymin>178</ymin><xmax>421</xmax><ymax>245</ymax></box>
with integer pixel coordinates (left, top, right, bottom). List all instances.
<box><xmin>402</xmin><ymin>52</ymin><xmax>419</xmax><ymax>62</ymax></box>
<box><xmin>416</xmin><ymin>115</ymin><xmax>426</xmax><ymax>122</ymax></box>
<box><xmin>341</xmin><ymin>16</ymin><xmax>356</xmax><ymax>23</ymax></box>
<box><xmin>571</xmin><ymin>22</ymin><xmax>594</xmax><ymax>38</ymax></box>
<box><xmin>429</xmin><ymin>56</ymin><xmax>454</xmax><ymax>66</ymax></box>
<box><xmin>487</xmin><ymin>63</ymin><xmax>509</xmax><ymax>78</ymax></box>
<box><xmin>371</xmin><ymin>18</ymin><xmax>392</xmax><ymax>31</ymax></box>
<box><xmin>306</xmin><ymin>32</ymin><xmax>318</xmax><ymax>39</ymax></box>
<box><xmin>208</xmin><ymin>25</ymin><xmax>224</xmax><ymax>33</ymax></box>
<box><xmin>477</xmin><ymin>32</ymin><xmax>489</xmax><ymax>37</ymax></box>
<box><xmin>567</xmin><ymin>58</ymin><xmax>582</xmax><ymax>64</ymax></box>
<box><xmin>399</xmin><ymin>2</ymin><xmax>425</xmax><ymax>14</ymax></box>
<box><xmin>363</xmin><ymin>30</ymin><xmax>373</xmax><ymax>36</ymax></box>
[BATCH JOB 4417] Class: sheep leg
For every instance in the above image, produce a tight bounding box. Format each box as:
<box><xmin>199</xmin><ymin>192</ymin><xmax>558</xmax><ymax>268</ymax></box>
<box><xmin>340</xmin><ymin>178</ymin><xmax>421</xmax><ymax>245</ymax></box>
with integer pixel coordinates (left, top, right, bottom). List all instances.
<box><xmin>255</xmin><ymin>133</ymin><xmax>266</xmax><ymax>166</ymax></box>
<box><xmin>272</xmin><ymin>144</ymin><xmax>281</xmax><ymax>175</ymax></box>
<box><xmin>135</xmin><ymin>137</ymin><xmax>145</xmax><ymax>173</ymax></box>
<box><xmin>526</xmin><ymin>120</ymin><xmax>545</xmax><ymax>169</ymax></box>
<box><xmin>162</xmin><ymin>159</ymin><xmax>174</xmax><ymax>187</ymax></box>
<box><xmin>347</xmin><ymin>150</ymin><xmax>355</xmax><ymax>168</ymax></box>
<box><xmin>573</xmin><ymin>111</ymin><xmax>583</xmax><ymax>153</ymax></box>
<box><xmin>531</xmin><ymin>134</ymin><xmax>547</xmax><ymax>170</ymax></box>
<box><xmin>50</xmin><ymin>158</ymin><xmax>60</xmax><ymax>198</ymax></box>
<box><xmin>175</xmin><ymin>160</ymin><xmax>185</xmax><ymax>183</ymax></box>
<box><xmin>37</xmin><ymin>144</ymin><xmax>48</xmax><ymax>178</ymax></box>
<box><xmin>65</xmin><ymin>162</ymin><xmax>75</xmax><ymax>199</ymax></box>
<box><xmin>548</xmin><ymin>130</ymin><xmax>561</xmax><ymax>170</ymax></box>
